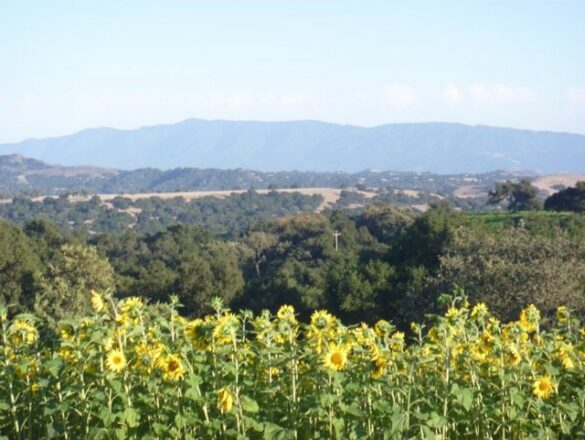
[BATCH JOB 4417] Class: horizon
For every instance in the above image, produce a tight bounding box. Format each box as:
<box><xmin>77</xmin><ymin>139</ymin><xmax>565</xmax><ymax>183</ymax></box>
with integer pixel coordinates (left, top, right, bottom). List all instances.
<box><xmin>3</xmin><ymin>117</ymin><xmax>585</xmax><ymax>146</ymax></box>
<box><xmin>1</xmin><ymin>1</ymin><xmax>584</xmax><ymax>144</ymax></box>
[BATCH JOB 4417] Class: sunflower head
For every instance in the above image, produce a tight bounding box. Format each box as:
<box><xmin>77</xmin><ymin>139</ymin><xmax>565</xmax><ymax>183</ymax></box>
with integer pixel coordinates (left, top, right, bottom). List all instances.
<box><xmin>106</xmin><ymin>349</ymin><xmax>126</xmax><ymax>373</ymax></box>
<box><xmin>519</xmin><ymin>304</ymin><xmax>540</xmax><ymax>332</ymax></box>
<box><xmin>9</xmin><ymin>320</ymin><xmax>38</xmax><ymax>346</ymax></box>
<box><xmin>532</xmin><ymin>375</ymin><xmax>555</xmax><ymax>400</ymax></box>
<box><xmin>556</xmin><ymin>306</ymin><xmax>570</xmax><ymax>324</ymax></box>
<box><xmin>277</xmin><ymin>305</ymin><xmax>297</xmax><ymax>324</ymax></box>
<box><xmin>91</xmin><ymin>290</ymin><xmax>106</xmax><ymax>313</ymax></box>
<box><xmin>161</xmin><ymin>354</ymin><xmax>184</xmax><ymax>381</ymax></box>
<box><xmin>212</xmin><ymin>313</ymin><xmax>239</xmax><ymax>345</ymax></box>
<box><xmin>310</xmin><ymin>310</ymin><xmax>334</xmax><ymax>331</ymax></box>
<box><xmin>471</xmin><ymin>302</ymin><xmax>489</xmax><ymax>320</ymax></box>
<box><xmin>120</xmin><ymin>296</ymin><xmax>144</xmax><ymax>315</ymax></box>
<box><xmin>323</xmin><ymin>343</ymin><xmax>349</xmax><ymax>371</ymax></box>
<box><xmin>217</xmin><ymin>387</ymin><xmax>233</xmax><ymax>414</ymax></box>
<box><xmin>374</xmin><ymin>319</ymin><xmax>394</xmax><ymax>338</ymax></box>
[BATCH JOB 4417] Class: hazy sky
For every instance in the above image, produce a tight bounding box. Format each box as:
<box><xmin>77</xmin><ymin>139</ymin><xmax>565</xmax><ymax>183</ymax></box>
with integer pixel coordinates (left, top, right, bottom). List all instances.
<box><xmin>1</xmin><ymin>0</ymin><xmax>584</xmax><ymax>143</ymax></box>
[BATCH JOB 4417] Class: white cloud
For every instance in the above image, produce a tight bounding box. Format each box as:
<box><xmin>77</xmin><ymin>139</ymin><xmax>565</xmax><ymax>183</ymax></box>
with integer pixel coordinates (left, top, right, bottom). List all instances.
<box><xmin>380</xmin><ymin>84</ymin><xmax>419</xmax><ymax>106</ymax></box>
<box><xmin>468</xmin><ymin>84</ymin><xmax>536</xmax><ymax>105</ymax></box>
<box><xmin>441</xmin><ymin>85</ymin><xmax>463</xmax><ymax>105</ymax></box>
<box><xmin>567</xmin><ymin>87</ymin><xmax>585</xmax><ymax>104</ymax></box>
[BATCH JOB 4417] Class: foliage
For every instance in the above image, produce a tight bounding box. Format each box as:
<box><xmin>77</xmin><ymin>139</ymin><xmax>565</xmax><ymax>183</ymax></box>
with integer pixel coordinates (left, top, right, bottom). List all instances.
<box><xmin>0</xmin><ymin>191</ymin><xmax>323</xmax><ymax>237</ymax></box>
<box><xmin>1</xmin><ymin>295</ymin><xmax>585</xmax><ymax>439</ymax></box>
<box><xmin>33</xmin><ymin>243</ymin><xmax>115</xmax><ymax>326</ymax></box>
<box><xmin>436</xmin><ymin>227</ymin><xmax>585</xmax><ymax>323</ymax></box>
<box><xmin>93</xmin><ymin>225</ymin><xmax>244</xmax><ymax>315</ymax></box>
<box><xmin>488</xmin><ymin>179</ymin><xmax>543</xmax><ymax>212</ymax></box>
<box><xmin>4</xmin><ymin>206</ymin><xmax>585</xmax><ymax>328</ymax></box>
<box><xmin>544</xmin><ymin>181</ymin><xmax>585</xmax><ymax>213</ymax></box>
<box><xmin>461</xmin><ymin>210</ymin><xmax>585</xmax><ymax>241</ymax></box>
<box><xmin>0</xmin><ymin>154</ymin><xmax>522</xmax><ymax>200</ymax></box>
<box><xmin>0</xmin><ymin>221</ymin><xmax>41</xmax><ymax>313</ymax></box>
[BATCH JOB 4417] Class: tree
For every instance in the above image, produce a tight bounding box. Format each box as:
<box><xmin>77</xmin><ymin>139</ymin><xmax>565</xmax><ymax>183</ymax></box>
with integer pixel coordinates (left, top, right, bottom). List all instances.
<box><xmin>96</xmin><ymin>225</ymin><xmax>244</xmax><ymax>315</ymax></box>
<box><xmin>357</xmin><ymin>204</ymin><xmax>414</xmax><ymax>244</ymax></box>
<box><xmin>488</xmin><ymin>179</ymin><xmax>542</xmax><ymax>211</ymax></box>
<box><xmin>544</xmin><ymin>181</ymin><xmax>585</xmax><ymax>213</ymax></box>
<box><xmin>0</xmin><ymin>220</ymin><xmax>41</xmax><ymax>312</ymax></box>
<box><xmin>436</xmin><ymin>227</ymin><xmax>585</xmax><ymax>322</ymax></box>
<box><xmin>243</xmin><ymin>231</ymin><xmax>278</xmax><ymax>278</ymax></box>
<box><xmin>34</xmin><ymin>243</ymin><xmax>115</xmax><ymax>325</ymax></box>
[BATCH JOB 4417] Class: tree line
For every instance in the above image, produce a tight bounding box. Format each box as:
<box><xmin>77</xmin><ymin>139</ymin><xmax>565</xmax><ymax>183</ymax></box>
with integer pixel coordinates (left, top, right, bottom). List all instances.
<box><xmin>2</xmin><ymin>202</ymin><xmax>584</xmax><ymax>330</ymax></box>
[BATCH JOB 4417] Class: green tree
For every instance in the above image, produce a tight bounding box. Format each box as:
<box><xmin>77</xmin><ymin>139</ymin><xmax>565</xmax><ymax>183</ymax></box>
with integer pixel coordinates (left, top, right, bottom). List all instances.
<box><xmin>34</xmin><ymin>243</ymin><xmax>115</xmax><ymax>325</ymax></box>
<box><xmin>488</xmin><ymin>179</ymin><xmax>542</xmax><ymax>211</ymax></box>
<box><xmin>437</xmin><ymin>226</ymin><xmax>585</xmax><ymax>322</ymax></box>
<box><xmin>544</xmin><ymin>181</ymin><xmax>585</xmax><ymax>213</ymax></box>
<box><xmin>357</xmin><ymin>204</ymin><xmax>414</xmax><ymax>244</ymax></box>
<box><xmin>0</xmin><ymin>220</ymin><xmax>41</xmax><ymax>312</ymax></box>
<box><xmin>96</xmin><ymin>225</ymin><xmax>244</xmax><ymax>315</ymax></box>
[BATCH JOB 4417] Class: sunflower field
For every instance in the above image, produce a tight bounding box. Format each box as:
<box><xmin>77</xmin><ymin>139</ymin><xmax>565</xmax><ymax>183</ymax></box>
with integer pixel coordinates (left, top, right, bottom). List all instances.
<box><xmin>1</xmin><ymin>293</ymin><xmax>584</xmax><ymax>440</ymax></box>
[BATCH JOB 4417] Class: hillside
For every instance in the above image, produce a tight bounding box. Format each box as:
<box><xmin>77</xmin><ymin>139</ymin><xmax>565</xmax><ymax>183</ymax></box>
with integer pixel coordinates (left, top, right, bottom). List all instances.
<box><xmin>1</xmin><ymin>120</ymin><xmax>584</xmax><ymax>173</ymax></box>
<box><xmin>1</xmin><ymin>153</ymin><xmax>532</xmax><ymax>199</ymax></box>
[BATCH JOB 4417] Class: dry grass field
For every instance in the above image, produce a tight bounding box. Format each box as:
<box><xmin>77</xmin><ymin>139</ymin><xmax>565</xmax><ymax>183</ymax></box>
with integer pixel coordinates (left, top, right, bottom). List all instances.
<box><xmin>59</xmin><ymin>188</ymin><xmax>377</xmax><ymax>212</ymax></box>
<box><xmin>532</xmin><ymin>174</ymin><xmax>585</xmax><ymax>195</ymax></box>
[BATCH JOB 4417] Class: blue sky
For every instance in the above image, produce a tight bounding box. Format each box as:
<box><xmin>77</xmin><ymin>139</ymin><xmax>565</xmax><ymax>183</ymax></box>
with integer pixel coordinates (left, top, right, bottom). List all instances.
<box><xmin>1</xmin><ymin>0</ymin><xmax>584</xmax><ymax>143</ymax></box>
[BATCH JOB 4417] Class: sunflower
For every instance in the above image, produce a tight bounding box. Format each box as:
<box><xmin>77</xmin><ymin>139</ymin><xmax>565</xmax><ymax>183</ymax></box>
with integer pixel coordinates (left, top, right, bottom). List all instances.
<box><xmin>106</xmin><ymin>349</ymin><xmax>126</xmax><ymax>373</ymax></box>
<box><xmin>323</xmin><ymin>343</ymin><xmax>349</xmax><ymax>371</ymax></box>
<box><xmin>556</xmin><ymin>306</ymin><xmax>570</xmax><ymax>324</ymax></box>
<box><xmin>91</xmin><ymin>290</ymin><xmax>105</xmax><ymax>313</ymax></box>
<box><xmin>161</xmin><ymin>354</ymin><xmax>184</xmax><ymax>381</ymax></box>
<box><xmin>351</xmin><ymin>323</ymin><xmax>376</xmax><ymax>346</ymax></box>
<box><xmin>372</xmin><ymin>356</ymin><xmax>388</xmax><ymax>379</ymax></box>
<box><xmin>9</xmin><ymin>320</ymin><xmax>39</xmax><ymax>346</ymax></box>
<box><xmin>471</xmin><ymin>302</ymin><xmax>489</xmax><ymax>320</ymax></box>
<box><xmin>390</xmin><ymin>332</ymin><xmax>405</xmax><ymax>351</ymax></box>
<box><xmin>310</xmin><ymin>310</ymin><xmax>335</xmax><ymax>331</ymax></box>
<box><xmin>369</xmin><ymin>344</ymin><xmax>389</xmax><ymax>378</ymax></box>
<box><xmin>217</xmin><ymin>387</ymin><xmax>233</xmax><ymax>413</ymax></box>
<box><xmin>120</xmin><ymin>296</ymin><xmax>144</xmax><ymax>315</ymax></box>
<box><xmin>212</xmin><ymin>313</ymin><xmax>239</xmax><ymax>345</ymax></box>
<box><xmin>532</xmin><ymin>375</ymin><xmax>555</xmax><ymax>400</ymax></box>
<box><xmin>277</xmin><ymin>305</ymin><xmax>297</xmax><ymax>324</ymax></box>
<box><xmin>374</xmin><ymin>319</ymin><xmax>393</xmax><ymax>338</ymax></box>
<box><xmin>505</xmin><ymin>345</ymin><xmax>522</xmax><ymax>367</ymax></box>
<box><xmin>445</xmin><ymin>307</ymin><xmax>461</xmax><ymax>320</ymax></box>
<box><xmin>557</xmin><ymin>342</ymin><xmax>575</xmax><ymax>370</ymax></box>
<box><xmin>519</xmin><ymin>304</ymin><xmax>540</xmax><ymax>333</ymax></box>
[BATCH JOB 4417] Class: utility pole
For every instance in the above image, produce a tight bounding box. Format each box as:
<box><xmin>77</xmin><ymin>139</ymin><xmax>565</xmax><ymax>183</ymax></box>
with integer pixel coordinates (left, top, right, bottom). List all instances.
<box><xmin>333</xmin><ymin>230</ymin><xmax>341</xmax><ymax>251</ymax></box>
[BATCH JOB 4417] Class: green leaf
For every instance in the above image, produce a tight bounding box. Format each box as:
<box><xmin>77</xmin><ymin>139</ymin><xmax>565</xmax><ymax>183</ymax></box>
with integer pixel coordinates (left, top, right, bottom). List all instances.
<box><xmin>560</xmin><ymin>402</ymin><xmax>579</xmax><ymax>422</ymax></box>
<box><xmin>241</xmin><ymin>395</ymin><xmax>259</xmax><ymax>413</ymax></box>
<box><xmin>391</xmin><ymin>411</ymin><xmax>407</xmax><ymax>434</ymax></box>
<box><xmin>175</xmin><ymin>413</ymin><xmax>186</xmax><ymax>429</ymax></box>
<box><xmin>184</xmin><ymin>387</ymin><xmax>202</xmax><ymax>402</ymax></box>
<box><xmin>373</xmin><ymin>399</ymin><xmax>392</xmax><ymax>413</ymax></box>
<box><xmin>420</xmin><ymin>426</ymin><xmax>437</xmax><ymax>439</ymax></box>
<box><xmin>264</xmin><ymin>423</ymin><xmax>286</xmax><ymax>440</ymax></box>
<box><xmin>44</xmin><ymin>358</ymin><xmax>64</xmax><ymax>378</ymax></box>
<box><xmin>123</xmin><ymin>407</ymin><xmax>139</xmax><ymax>428</ymax></box>
<box><xmin>344</xmin><ymin>402</ymin><xmax>363</xmax><ymax>418</ymax></box>
<box><xmin>425</xmin><ymin>412</ymin><xmax>447</xmax><ymax>429</ymax></box>
<box><xmin>452</xmin><ymin>384</ymin><xmax>473</xmax><ymax>411</ymax></box>
<box><xmin>332</xmin><ymin>417</ymin><xmax>345</xmax><ymax>437</ymax></box>
<box><xmin>98</xmin><ymin>408</ymin><xmax>116</xmax><ymax>427</ymax></box>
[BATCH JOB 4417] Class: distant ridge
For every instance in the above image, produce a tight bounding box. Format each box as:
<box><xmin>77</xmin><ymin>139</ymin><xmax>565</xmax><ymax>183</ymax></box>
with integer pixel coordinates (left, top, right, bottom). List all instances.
<box><xmin>0</xmin><ymin>119</ymin><xmax>584</xmax><ymax>174</ymax></box>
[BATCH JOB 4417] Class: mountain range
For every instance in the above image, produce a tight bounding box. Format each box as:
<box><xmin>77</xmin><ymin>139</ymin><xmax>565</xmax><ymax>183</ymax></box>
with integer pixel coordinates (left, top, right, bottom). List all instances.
<box><xmin>1</xmin><ymin>120</ymin><xmax>584</xmax><ymax>174</ymax></box>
